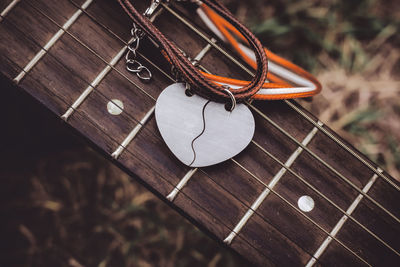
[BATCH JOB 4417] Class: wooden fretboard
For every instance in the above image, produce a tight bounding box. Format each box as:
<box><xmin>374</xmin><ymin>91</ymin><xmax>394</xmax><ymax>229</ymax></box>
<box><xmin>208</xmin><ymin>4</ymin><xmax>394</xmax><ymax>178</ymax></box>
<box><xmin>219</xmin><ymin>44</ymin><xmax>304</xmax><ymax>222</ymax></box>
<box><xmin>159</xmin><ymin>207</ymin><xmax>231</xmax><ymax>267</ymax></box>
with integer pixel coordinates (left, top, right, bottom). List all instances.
<box><xmin>1</xmin><ymin>0</ymin><xmax>399</xmax><ymax>266</ymax></box>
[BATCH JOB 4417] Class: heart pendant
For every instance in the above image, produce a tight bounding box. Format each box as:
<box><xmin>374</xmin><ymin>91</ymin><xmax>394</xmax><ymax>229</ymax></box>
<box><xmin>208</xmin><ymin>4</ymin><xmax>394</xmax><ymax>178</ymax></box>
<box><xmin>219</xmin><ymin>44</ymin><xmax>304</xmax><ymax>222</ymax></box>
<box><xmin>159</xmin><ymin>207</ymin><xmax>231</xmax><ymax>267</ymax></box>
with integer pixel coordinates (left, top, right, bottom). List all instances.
<box><xmin>155</xmin><ymin>83</ymin><xmax>255</xmax><ymax>167</ymax></box>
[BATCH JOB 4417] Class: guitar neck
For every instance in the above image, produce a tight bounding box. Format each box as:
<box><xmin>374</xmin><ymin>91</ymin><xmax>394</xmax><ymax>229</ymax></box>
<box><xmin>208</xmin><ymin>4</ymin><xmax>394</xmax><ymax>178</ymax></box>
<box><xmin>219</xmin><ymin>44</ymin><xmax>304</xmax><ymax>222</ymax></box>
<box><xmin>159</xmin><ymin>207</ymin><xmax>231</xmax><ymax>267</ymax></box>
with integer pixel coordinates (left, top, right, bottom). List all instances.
<box><xmin>0</xmin><ymin>0</ymin><xmax>399</xmax><ymax>266</ymax></box>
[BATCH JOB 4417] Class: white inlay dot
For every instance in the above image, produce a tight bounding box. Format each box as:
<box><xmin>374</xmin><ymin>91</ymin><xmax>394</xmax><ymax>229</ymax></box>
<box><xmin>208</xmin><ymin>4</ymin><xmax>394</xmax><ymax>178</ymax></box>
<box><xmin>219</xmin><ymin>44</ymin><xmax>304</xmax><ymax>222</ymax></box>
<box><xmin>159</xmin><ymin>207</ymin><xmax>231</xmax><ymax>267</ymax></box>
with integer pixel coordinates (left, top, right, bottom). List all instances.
<box><xmin>107</xmin><ymin>99</ymin><xmax>124</xmax><ymax>115</ymax></box>
<box><xmin>298</xmin><ymin>195</ymin><xmax>315</xmax><ymax>212</ymax></box>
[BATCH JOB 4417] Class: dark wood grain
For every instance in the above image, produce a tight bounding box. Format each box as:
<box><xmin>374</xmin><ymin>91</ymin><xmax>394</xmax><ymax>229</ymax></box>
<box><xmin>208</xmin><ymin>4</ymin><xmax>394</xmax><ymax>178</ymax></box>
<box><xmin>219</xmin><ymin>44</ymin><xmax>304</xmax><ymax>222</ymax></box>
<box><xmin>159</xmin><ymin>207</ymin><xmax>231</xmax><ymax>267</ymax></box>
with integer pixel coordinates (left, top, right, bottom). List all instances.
<box><xmin>292</xmin><ymin>150</ymin><xmax>360</xmax><ymax>211</ymax></box>
<box><xmin>32</xmin><ymin>0</ymin><xmax>82</xmax><ymax>25</ymax></box>
<box><xmin>318</xmin><ymin>241</ymin><xmax>366</xmax><ymax>267</ymax></box>
<box><xmin>5</xmin><ymin>1</ymin><xmax>59</xmax><ymax>45</ymax></box>
<box><xmin>369</xmin><ymin>175</ymin><xmax>400</xmax><ymax>218</ymax></box>
<box><xmin>337</xmin><ymin>218</ymin><xmax>399</xmax><ymax>266</ymax></box>
<box><xmin>0</xmin><ymin>0</ymin><xmax>399</xmax><ymax>266</ymax></box>
<box><xmin>0</xmin><ymin>19</ymin><xmax>40</xmax><ymax>72</ymax></box>
<box><xmin>68</xmin><ymin>12</ymin><xmax>124</xmax><ymax>62</ymax></box>
<box><xmin>274</xmin><ymin>171</ymin><xmax>344</xmax><ymax>232</ymax></box>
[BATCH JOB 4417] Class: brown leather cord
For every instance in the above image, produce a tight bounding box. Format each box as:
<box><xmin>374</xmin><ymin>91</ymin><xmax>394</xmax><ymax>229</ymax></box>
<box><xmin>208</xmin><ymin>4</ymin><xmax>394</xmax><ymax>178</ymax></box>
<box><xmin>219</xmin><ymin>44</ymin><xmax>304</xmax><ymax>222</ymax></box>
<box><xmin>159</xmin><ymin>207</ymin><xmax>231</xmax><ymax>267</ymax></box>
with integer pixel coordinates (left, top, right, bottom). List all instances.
<box><xmin>117</xmin><ymin>0</ymin><xmax>268</xmax><ymax>103</ymax></box>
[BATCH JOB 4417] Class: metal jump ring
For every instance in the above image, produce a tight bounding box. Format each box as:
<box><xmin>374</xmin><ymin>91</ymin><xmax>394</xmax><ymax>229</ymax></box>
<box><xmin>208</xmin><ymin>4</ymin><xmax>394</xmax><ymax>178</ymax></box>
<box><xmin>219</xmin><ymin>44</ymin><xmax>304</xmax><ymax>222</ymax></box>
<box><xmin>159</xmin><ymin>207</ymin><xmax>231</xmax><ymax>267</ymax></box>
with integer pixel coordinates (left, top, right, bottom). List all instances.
<box><xmin>126</xmin><ymin>59</ymin><xmax>143</xmax><ymax>73</ymax></box>
<box><xmin>128</xmin><ymin>38</ymin><xmax>140</xmax><ymax>51</ymax></box>
<box><xmin>136</xmin><ymin>65</ymin><xmax>152</xmax><ymax>81</ymax></box>
<box><xmin>223</xmin><ymin>87</ymin><xmax>236</xmax><ymax>112</ymax></box>
<box><xmin>125</xmin><ymin>49</ymin><xmax>136</xmax><ymax>61</ymax></box>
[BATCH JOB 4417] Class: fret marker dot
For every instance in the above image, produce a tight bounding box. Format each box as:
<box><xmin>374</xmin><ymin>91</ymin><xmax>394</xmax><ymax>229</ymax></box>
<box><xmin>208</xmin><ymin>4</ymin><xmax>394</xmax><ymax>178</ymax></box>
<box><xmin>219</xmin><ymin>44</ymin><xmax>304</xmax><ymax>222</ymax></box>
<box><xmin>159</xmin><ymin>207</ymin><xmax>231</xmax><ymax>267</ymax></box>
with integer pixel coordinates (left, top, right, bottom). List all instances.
<box><xmin>298</xmin><ymin>195</ymin><xmax>314</xmax><ymax>212</ymax></box>
<box><xmin>107</xmin><ymin>99</ymin><xmax>124</xmax><ymax>115</ymax></box>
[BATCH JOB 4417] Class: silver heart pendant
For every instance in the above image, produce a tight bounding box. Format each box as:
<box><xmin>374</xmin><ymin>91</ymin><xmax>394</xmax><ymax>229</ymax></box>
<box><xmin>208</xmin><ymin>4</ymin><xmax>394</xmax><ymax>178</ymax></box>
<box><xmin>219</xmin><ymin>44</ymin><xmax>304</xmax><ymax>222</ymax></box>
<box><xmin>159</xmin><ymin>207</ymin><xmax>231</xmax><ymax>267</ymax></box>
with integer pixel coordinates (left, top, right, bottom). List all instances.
<box><xmin>155</xmin><ymin>83</ymin><xmax>255</xmax><ymax>167</ymax></box>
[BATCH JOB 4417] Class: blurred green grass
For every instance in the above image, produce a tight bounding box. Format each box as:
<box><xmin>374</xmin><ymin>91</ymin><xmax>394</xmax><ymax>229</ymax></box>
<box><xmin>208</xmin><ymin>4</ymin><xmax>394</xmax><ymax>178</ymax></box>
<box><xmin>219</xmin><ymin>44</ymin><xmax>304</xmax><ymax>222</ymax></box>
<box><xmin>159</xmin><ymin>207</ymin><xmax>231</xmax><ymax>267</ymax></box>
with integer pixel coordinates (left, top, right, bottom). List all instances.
<box><xmin>1</xmin><ymin>0</ymin><xmax>399</xmax><ymax>266</ymax></box>
<box><xmin>224</xmin><ymin>0</ymin><xmax>399</xmax><ymax>72</ymax></box>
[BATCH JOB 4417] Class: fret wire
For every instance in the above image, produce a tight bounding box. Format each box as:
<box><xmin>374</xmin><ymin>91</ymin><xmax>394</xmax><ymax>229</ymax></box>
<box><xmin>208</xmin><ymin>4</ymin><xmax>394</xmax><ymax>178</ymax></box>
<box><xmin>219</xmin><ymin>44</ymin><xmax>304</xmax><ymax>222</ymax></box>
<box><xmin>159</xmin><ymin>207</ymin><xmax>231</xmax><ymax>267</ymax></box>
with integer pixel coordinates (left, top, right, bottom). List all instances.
<box><xmin>12</xmin><ymin>11</ymin><xmax>252</xmax><ymax>252</ymax></box>
<box><xmin>5</xmin><ymin>2</ymin><xmax>160</xmax><ymax>144</ymax></box>
<box><xmin>67</xmin><ymin>3</ymin><xmax>399</xmax><ymax>255</ymax></box>
<box><xmin>112</xmin><ymin>33</ymin><xmax>214</xmax><ymax>160</ymax></box>
<box><xmin>164</xmin><ymin>42</ymin><xmax>216</xmax><ymax>202</ymax></box>
<box><xmin>23</xmin><ymin>1</ymin><xmax>158</xmax><ymax>122</ymax></box>
<box><xmin>159</xmin><ymin>4</ymin><xmax>400</xmax><ymax>224</ymax></box>
<box><xmin>150</xmin><ymin>24</ymin><xmax>376</xmax><ymax>257</ymax></box>
<box><xmin>26</xmin><ymin>2</ymin><xmax>173</xmax><ymax>162</ymax></box>
<box><xmin>7</xmin><ymin>10</ymin><xmax>324</xmax><ymax>258</ymax></box>
<box><xmin>23</xmin><ymin>71</ymin><xmax>278</xmax><ymax>266</ymax></box>
<box><xmin>224</xmin><ymin>125</ymin><xmax>321</xmax><ymax>245</ymax></box>
<box><xmin>3</xmin><ymin>19</ymin><xmax>368</xmax><ymax>267</ymax></box>
<box><xmin>284</xmin><ymin>99</ymin><xmax>400</xmax><ymax>192</ymax></box>
<box><xmin>28</xmin><ymin>0</ymin><xmax>161</xmax><ymax>102</ymax></box>
<box><xmin>13</xmin><ymin>0</ymin><xmax>94</xmax><ymax>84</ymax></box>
<box><xmin>196</xmin><ymin>61</ymin><xmax>399</xmax><ymax>254</ymax></box>
<box><xmin>222</xmin><ymin>160</ymin><xmax>372</xmax><ymax>266</ymax></box>
<box><xmin>33</xmin><ymin>0</ymin><xmax>175</xmax><ymax>99</ymax></box>
<box><xmin>18</xmin><ymin>2</ymin><xmax>178</xmax><ymax>163</ymax></box>
<box><xmin>160</xmin><ymin>3</ymin><xmax>254</xmax><ymax>77</ymax></box>
<box><xmin>131</xmin><ymin>39</ymin><xmax>400</xmax><ymax>262</ymax></box>
<box><xmin>0</xmin><ymin>0</ymin><xmax>21</xmax><ymax>22</ymax></box>
<box><xmin>57</xmin><ymin>3</ymin><xmax>400</xmax><ymax>256</ymax></box>
<box><xmin>306</xmin><ymin>170</ymin><xmax>384</xmax><ymax>267</ymax></box>
<box><xmin>77</xmin><ymin>0</ymin><xmax>398</xmax><ymax>207</ymax></box>
<box><xmin>193</xmin><ymin>168</ymin><xmax>329</xmax><ymax>264</ymax></box>
<box><xmin>111</xmin><ymin>106</ymin><xmax>155</xmax><ymax>159</ymax></box>
<box><xmin>15</xmin><ymin>1</ymin><xmax>398</xmax><ymax>262</ymax></box>
<box><xmin>111</xmin><ymin>36</ymin><xmax>367</xmax><ymax>261</ymax></box>
<box><xmin>102</xmin><ymin>4</ymin><xmax>400</xmax><ymax>260</ymax></box>
<box><xmin>251</xmin><ymin>140</ymin><xmax>400</xmax><ymax>257</ymax></box>
<box><xmin>249</xmin><ymin>103</ymin><xmax>400</xmax><ymax>225</ymax></box>
<box><xmin>65</xmin><ymin>0</ymin><xmax>174</xmax><ymax>85</ymax></box>
<box><xmin>166</xmin><ymin>168</ymin><xmax>198</xmax><ymax>201</ymax></box>
<box><xmin>9</xmin><ymin>26</ymin><xmax>286</xmax><ymax>263</ymax></box>
<box><xmin>161</xmin><ymin>3</ymin><xmax>399</xmax><ymax>193</ymax></box>
<box><xmin>3</xmin><ymin>5</ymin><xmax>336</xmax><ymax>264</ymax></box>
<box><xmin>60</xmin><ymin>43</ymin><xmax>128</xmax><ymax>121</ymax></box>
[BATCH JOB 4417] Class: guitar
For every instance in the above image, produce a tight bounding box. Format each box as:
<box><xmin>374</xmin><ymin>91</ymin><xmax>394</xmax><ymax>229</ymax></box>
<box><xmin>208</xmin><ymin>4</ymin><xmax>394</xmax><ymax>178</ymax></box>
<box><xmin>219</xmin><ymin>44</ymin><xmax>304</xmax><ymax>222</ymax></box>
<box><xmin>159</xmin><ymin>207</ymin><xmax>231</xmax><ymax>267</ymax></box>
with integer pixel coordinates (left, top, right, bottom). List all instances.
<box><xmin>0</xmin><ymin>0</ymin><xmax>399</xmax><ymax>266</ymax></box>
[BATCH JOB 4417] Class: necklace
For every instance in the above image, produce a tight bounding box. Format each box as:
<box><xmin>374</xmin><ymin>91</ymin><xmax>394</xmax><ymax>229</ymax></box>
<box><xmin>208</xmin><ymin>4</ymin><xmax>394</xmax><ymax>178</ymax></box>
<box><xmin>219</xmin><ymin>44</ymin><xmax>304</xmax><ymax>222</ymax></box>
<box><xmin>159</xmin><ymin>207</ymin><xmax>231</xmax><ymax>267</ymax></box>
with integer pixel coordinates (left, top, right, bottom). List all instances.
<box><xmin>117</xmin><ymin>0</ymin><xmax>322</xmax><ymax>167</ymax></box>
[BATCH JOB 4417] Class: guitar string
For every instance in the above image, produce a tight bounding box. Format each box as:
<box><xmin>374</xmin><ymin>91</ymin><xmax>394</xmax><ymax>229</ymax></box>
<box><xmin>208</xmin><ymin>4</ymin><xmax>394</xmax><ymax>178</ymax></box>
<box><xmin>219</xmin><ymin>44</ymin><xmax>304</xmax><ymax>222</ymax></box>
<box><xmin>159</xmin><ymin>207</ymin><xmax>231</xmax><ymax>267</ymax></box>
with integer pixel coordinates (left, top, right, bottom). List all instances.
<box><xmin>18</xmin><ymin>2</ymin><xmax>332</xmax><ymax>262</ymax></box>
<box><xmin>171</xmin><ymin>33</ymin><xmax>400</xmax><ymax>255</ymax></box>
<box><xmin>17</xmin><ymin>7</ymin><xmax>376</xmax><ymax>266</ymax></box>
<box><xmin>82</xmin><ymin>0</ymin><xmax>400</xmax><ymax>250</ymax></box>
<box><xmin>164</xmin><ymin>0</ymin><xmax>400</xmax><ymax>196</ymax></box>
<box><xmin>164</xmin><ymin>58</ymin><xmax>400</xmax><ymax>257</ymax></box>
<box><xmin>14</xmin><ymin>0</ymin><xmax>398</xmax><ymax>262</ymax></box>
<box><xmin>0</xmin><ymin>2</ymin><xmax>354</xmax><ymax>266</ymax></box>
<box><xmin>10</xmin><ymin>46</ymin><xmax>367</xmax><ymax>265</ymax></box>
<box><xmin>194</xmin><ymin>0</ymin><xmax>399</xmax><ymax>191</ymax></box>
<box><xmin>159</xmin><ymin>3</ymin><xmax>400</xmax><ymax>222</ymax></box>
<box><xmin>12</xmin><ymin>56</ymin><xmax>288</xmax><ymax>267</ymax></box>
<box><xmin>25</xmin><ymin>0</ymin><xmax>399</xmax><ymax>257</ymax></box>
<box><xmin>284</xmin><ymin>98</ymin><xmax>400</xmax><ymax>192</ymax></box>
<box><xmin>0</xmin><ymin>4</ymin><xmax>360</xmax><ymax>266</ymax></box>
<box><xmin>52</xmin><ymin>0</ymin><xmax>400</xmax><ymax>256</ymax></box>
<box><xmin>68</xmin><ymin>0</ymin><xmax>400</xmax><ymax>217</ymax></box>
<box><xmin>141</xmin><ymin>6</ymin><xmax>400</xmax><ymax>256</ymax></box>
<box><xmin>5</xmin><ymin>2</ymin><xmax>388</xmax><ymax>264</ymax></box>
<box><xmin>9</xmin><ymin>3</ymin><xmax>315</xmax><ymax>264</ymax></box>
<box><xmin>160</xmin><ymin>2</ymin><xmax>400</xmax><ymax>193</ymax></box>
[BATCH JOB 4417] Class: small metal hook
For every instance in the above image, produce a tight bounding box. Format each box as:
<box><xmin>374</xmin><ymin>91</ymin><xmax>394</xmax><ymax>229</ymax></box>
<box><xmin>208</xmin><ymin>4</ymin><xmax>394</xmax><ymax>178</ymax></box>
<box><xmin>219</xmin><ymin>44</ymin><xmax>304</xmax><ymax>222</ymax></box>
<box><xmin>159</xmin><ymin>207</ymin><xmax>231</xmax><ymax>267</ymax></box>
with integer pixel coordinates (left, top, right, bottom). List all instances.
<box><xmin>144</xmin><ymin>0</ymin><xmax>161</xmax><ymax>17</ymax></box>
<box><xmin>185</xmin><ymin>83</ymin><xmax>194</xmax><ymax>96</ymax></box>
<box><xmin>223</xmin><ymin>86</ymin><xmax>236</xmax><ymax>112</ymax></box>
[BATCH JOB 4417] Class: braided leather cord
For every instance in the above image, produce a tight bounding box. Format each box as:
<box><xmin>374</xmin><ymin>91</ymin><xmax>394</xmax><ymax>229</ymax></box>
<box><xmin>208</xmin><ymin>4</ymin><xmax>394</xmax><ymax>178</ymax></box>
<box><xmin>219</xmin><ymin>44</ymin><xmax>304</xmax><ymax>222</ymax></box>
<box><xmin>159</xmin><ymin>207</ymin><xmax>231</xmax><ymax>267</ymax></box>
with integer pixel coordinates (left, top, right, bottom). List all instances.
<box><xmin>118</xmin><ymin>0</ymin><xmax>268</xmax><ymax>103</ymax></box>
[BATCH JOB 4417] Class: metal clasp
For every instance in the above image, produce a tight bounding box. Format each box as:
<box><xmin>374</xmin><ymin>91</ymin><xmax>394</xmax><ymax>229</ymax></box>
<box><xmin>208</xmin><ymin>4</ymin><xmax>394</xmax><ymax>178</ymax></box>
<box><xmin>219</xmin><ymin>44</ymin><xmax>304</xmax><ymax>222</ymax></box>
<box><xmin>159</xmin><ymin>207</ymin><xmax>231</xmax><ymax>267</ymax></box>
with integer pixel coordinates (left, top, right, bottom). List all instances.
<box><xmin>223</xmin><ymin>86</ymin><xmax>236</xmax><ymax>112</ymax></box>
<box><xmin>144</xmin><ymin>0</ymin><xmax>161</xmax><ymax>17</ymax></box>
